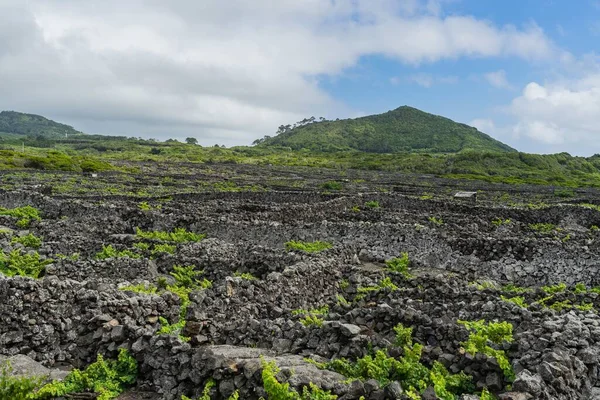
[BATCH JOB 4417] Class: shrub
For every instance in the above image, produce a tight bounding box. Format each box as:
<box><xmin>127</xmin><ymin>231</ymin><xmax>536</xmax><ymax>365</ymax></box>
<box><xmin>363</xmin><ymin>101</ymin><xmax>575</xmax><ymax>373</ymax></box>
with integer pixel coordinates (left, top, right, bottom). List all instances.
<box><xmin>458</xmin><ymin>320</ymin><xmax>514</xmax><ymax>381</ymax></box>
<box><xmin>542</xmin><ymin>282</ymin><xmax>567</xmax><ymax>295</ymax></box>
<box><xmin>364</xmin><ymin>201</ymin><xmax>380</xmax><ymax>208</ymax></box>
<box><xmin>11</xmin><ymin>233</ymin><xmax>42</xmax><ymax>249</ymax></box>
<box><xmin>135</xmin><ymin>227</ymin><xmax>205</xmax><ymax>243</ymax></box>
<box><xmin>385</xmin><ymin>253</ymin><xmax>411</xmax><ymax>278</ymax></box>
<box><xmin>0</xmin><ymin>361</ymin><xmax>44</xmax><ymax>400</ymax></box>
<box><xmin>234</xmin><ymin>271</ymin><xmax>257</xmax><ymax>280</ymax></box>
<box><xmin>34</xmin><ymin>349</ymin><xmax>137</xmax><ymax>400</ymax></box>
<box><xmin>96</xmin><ymin>245</ymin><xmax>141</xmax><ymax>260</ymax></box>
<box><xmin>393</xmin><ymin>323</ymin><xmax>413</xmax><ymax>347</ymax></box>
<box><xmin>285</xmin><ymin>240</ymin><xmax>332</xmax><ymax>253</ymax></box>
<box><xmin>321</xmin><ymin>181</ymin><xmax>343</xmax><ymax>191</ymax></box>
<box><xmin>151</xmin><ymin>243</ymin><xmax>176</xmax><ymax>257</ymax></box>
<box><xmin>261</xmin><ymin>359</ymin><xmax>337</xmax><ymax>400</ymax></box>
<box><xmin>428</xmin><ymin>216</ymin><xmax>444</xmax><ymax>226</ymax></box>
<box><xmin>491</xmin><ymin>218</ymin><xmax>511</xmax><ymax>227</ymax></box>
<box><xmin>500</xmin><ymin>295</ymin><xmax>527</xmax><ymax>308</ymax></box>
<box><xmin>528</xmin><ymin>223</ymin><xmax>556</xmax><ymax>234</ymax></box>
<box><xmin>0</xmin><ymin>206</ymin><xmax>41</xmax><ymax>228</ymax></box>
<box><xmin>0</xmin><ymin>249</ymin><xmax>52</xmax><ymax>278</ymax></box>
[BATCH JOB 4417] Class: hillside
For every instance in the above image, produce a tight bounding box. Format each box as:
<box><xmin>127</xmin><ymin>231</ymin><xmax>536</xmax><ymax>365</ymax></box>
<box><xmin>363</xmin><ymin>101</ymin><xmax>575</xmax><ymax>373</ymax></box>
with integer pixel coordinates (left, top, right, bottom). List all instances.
<box><xmin>0</xmin><ymin>111</ymin><xmax>83</xmax><ymax>138</ymax></box>
<box><xmin>258</xmin><ymin>106</ymin><xmax>516</xmax><ymax>153</ymax></box>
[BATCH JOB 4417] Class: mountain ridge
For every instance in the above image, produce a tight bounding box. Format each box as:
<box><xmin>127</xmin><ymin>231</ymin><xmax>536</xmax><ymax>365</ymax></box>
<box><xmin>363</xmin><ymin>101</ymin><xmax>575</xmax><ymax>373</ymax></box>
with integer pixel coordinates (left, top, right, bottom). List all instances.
<box><xmin>257</xmin><ymin>106</ymin><xmax>516</xmax><ymax>154</ymax></box>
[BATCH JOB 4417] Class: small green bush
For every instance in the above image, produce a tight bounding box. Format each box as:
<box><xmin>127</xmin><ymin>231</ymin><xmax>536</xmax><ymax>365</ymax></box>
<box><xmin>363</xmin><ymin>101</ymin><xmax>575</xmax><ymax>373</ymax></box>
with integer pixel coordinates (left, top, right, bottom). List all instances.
<box><xmin>500</xmin><ymin>295</ymin><xmax>527</xmax><ymax>308</ymax></box>
<box><xmin>458</xmin><ymin>320</ymin><xmax>514</xmax><ymax>381</ymax></box>
<box><xmin>364</xmin><ymin>201</ymin><xmax>380</xmax><ymax>209</ymax></box>
<box><xmin>428</xmin><ymin>216</ymin><xmax>444</xmax><ymax>226</ymax></box>
<box><xmin>135</xmin><ymin>227</ymin><xmax>205</xmax><ymax>243</ymax></box>
<box><xmin>34</xmin><ymin>349</ymin><xmax>137</xmax><ymax>400</ymax></box>
<box><xmin>385</xmin><ymin>253</ymin><xmax>411</xmax><ymax>278</ymax></box>
<box><xmin>285</xmin><ymin>240</ymin><xmax>332</xmax><ymax>253</ymax></box>
<box><xmin>0</xmin><ymin>206</ymin><xmax>41</xmax><ymax>228</ymax></box>
<box><xmin>529</xmin><ymin>223</ymin><xmax>556</xmax><ymax>234</ymax></box>
<box><xmin>96</xmin><ymin>245</ymin><xmax>141</xmax><ymax>260</ymax></box>
<box><xmin>11</xmin><ymin>233</ymin><xmax>42</xmax><ymax>249</ymax></box>
<box><xmin>491</xmin><ymin>218</ymin><xmax>511</xmax><ymax>227</ymax></box>
<box><xmin>234</xmin><ymin>271</ymin><xmax>257</xmax><ymax>280</ymax></box>
<box><xmin>0</xmin><ymin>361</ymin><xmax>44</xmax><ymax>400</ymax></box>
<box><xmin>0</xmin><ymin>249</ymin><xmax>52</xmax><ymax>278</ymax></box>
<box><xmin>321</xmin><ymin>181</ymin><xmax>343</xmax><ymax>191</ymax></box>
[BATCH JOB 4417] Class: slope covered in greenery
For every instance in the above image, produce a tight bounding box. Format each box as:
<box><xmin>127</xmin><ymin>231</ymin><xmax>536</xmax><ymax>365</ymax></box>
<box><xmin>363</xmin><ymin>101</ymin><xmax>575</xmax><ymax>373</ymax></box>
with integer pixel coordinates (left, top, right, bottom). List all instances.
<box><xmin>258</xmin><ymin>106</ymin><xmax>516</xmax><ymax>153</ymax></box>
<box><xmin>0</xmin><ymin>111</ymin><xmax>83</xmax><ymax>139</ymax></box>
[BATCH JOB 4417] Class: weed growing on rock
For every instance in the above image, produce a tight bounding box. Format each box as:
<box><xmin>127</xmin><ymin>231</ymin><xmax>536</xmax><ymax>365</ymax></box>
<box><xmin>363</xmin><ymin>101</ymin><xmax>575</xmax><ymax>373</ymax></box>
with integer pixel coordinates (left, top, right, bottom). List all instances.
<box><xmin>151</xmin><ymin>243</ymin><xmax>176</xmax><ymax>257</ymax></box>
<box><xmin>428</xmin><ymin>216</ymin><xmax>443</xmax><ymax>226</ymax></box>
<box><xmin>579</xmin><ymin>203</ymin><xmax>600</xmax><ymax>212</ymax></box>
<box><xmin>502</xmin><ymin>283</ymin><xmax>530</xmax><ymax>294</ymax></box>
<box><xmin>500</xmin><ymin>295</ymin><xmax>527</xmax><ymax>308</ymax></box>
<box><xmin>261</xmin><ymin>358</ymin><xmax>337</xmax><ymax>399</ymax></box>
<box><xmin>335</xmin><ymin>294</ymin><xmax>349</xmax><ymax>306</ymax></box>
<box><xmin>234</xmin><ymin>271</ymin><xmax>257</xmax><ymax>280</ymax></box>
<box><xmin>34</xmin><ymin>349</ymin><xmax>137</xmax><ymax>400</ymax></box>
<box><xmin>528</xmin><ymin>223</ymin><xmax>556</xmax><ymax>234</ymax></box>
<box><xmin>356</xmin><ymin>277</ymin><xmax>399</xmax><ymax>300</ymax></box>
<box><xmin>11</xmin><ymin>233</ymin><xmax>42</xmax><ymax>249</ymax></box>
<box><xmin>0</xmin><ymin>249</ymin><xmax>52</xmax><ymax>278</ymax></box>
<box><xmin>0</xmin><ymin>361</ymin><xmax>43</xmax><ymax>400</ymax></box>
<box><xmin>119</xmin><ymin>283</ymin><xmax>159</xmax><ymax>295</ymax></box>
<box><xmin>542</xmin><ymin>282</ymin><xmax>566</xmax><ymax>295</ymax></box>
<box><xmin>300</xmin><ymin>314</ymin><xmax>324</xmax><ymax>327</ymax></box>
<box><xmin>339</xmin><ymin>279</ymin><xmax>349</xmax><ymax>290</ymax></box>
<box><xmin>133</xmin><ymin>242</ymin><xmax>150</xmax><ymax>251</ymax></box>
<box><xmin>419</xmin><ymin>194</ymin><xmax>433</xmax><ymax>200</ymax></box>
<box><xmin>393</xmin><ymin>323</ymin><xmax>413</xmax><ymax>347</ymax></box>
<box><xmin>135</xmin><ymin>227</ymin><xmax>205</xmax><ymax>243</ymax></box>
<box><xmin>96</xmin><ymin>245</ymin><xmax>141</xmax><ymax>260</ymax></box>
<box><xmin>0</xmin><ymin>205</ymin><xmax>41</xmax><ymax>228</ymax></box>
<box><xmin>574</xmin><ymin>283</ymin><xmax>587</xmax><ymax>294</ymax></box>
<box><xmin>285</xmin><ymin>240</ymin><xmax>332</xmax><ymax>253</ymax></box>
<box><xmin>321</xmin><ymin>181</ymin><xmax>343</xmax><ymax>191</ymax></box>
<box><xmin>385</xmin><ymin>253</ymin><xmax>412</xmax><ymax>278</ymax></box>
<box><xmin>350</xmin><ymin>205</ymin><xmax>360</xmax><ymax>212</ymax></box>
<box><xmin>491</xmin><ymin>218</ymin><xmax>511</xmax><ymax>227</ymax></box>
<box><xmin>458</xmin><ymin>320</ymin><xmax>515</xmax><ymax>382</ymax></box>
<box><xmin>364</xmin><ymin>201</ymin><xmax>380</xmax><ymax>209</ymax></box>
<box><xmin>138</xmin><ymin>201</ymin><xmax>161</xmax><ymax>211</ymax></box>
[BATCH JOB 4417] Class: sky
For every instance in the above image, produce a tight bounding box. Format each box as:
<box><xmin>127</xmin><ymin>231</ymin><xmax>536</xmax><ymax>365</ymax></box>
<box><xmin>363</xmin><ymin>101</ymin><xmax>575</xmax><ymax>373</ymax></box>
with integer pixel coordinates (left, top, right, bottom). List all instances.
<box><xmin>1</xmin><ymin>0</ymin><xmax>600</xmax><ymax>155</ymax></box>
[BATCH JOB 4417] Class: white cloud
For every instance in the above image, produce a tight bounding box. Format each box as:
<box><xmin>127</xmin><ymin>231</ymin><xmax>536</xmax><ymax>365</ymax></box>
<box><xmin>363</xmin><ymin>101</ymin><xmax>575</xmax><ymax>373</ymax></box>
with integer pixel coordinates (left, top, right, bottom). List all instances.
<box><xmin>484</xmin><ymin>70</ymin><xmax>514</xmax><ymax>89</ymax></box>
<box><xmin>0</xmin><ymin>0</ymin><xmax>559</xmax><ymax>144</ymax></box>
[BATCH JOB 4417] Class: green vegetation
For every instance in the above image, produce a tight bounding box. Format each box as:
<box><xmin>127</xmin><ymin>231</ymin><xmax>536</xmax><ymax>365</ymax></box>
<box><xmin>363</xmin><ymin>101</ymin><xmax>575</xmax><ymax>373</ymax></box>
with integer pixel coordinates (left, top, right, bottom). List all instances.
<box><xmin>0</xmin><ymin>361</ymin><xmax>43</xmax><ymax>400</ymax></box>
<box><xmin>135</xmin><ymin>227</ymin><xmax>205</xmax><ymax>243</ymax></box>
<box><xmin>458</xmin><ymin>320</ymin><xmax>514</xmax><ymax>381</ymax></box>
<box><xmin>364</xmin><ymin>201</ymin><xmax>380</xmax><ymax>209</ymax></box>
<box><xmin>32</xmin><ymin>349</ymin><xmax>137</xmax><ymax>400</ymax></box>
<box><xmin>119</xmin><ymin>266</ymin><xmax>211</xmax><ymax>342</ymax></box>
<box><xmin>261</xmin><ymin>359</ymin><xmax>338</xmax><ymax>399</ymax></box>
<box><xmin>234</xmin><ymin>271</ymin><xmax>257</xmax><ymax>280</ymax></box>
<box><xmin>491</xmin><ymin>218</ymin><xmax>511</xmax><ymax>227</ymax></box>
<box><xmin>181</xmin><ymin>379</ymin><xmax>240</xmax><ymax>400</ymax></box>
<box><xmin>138</xmin><ymin>201</ymin><xmax>161</xmax><ymax>211</ymax></box>
<box><xmin>0</xmin><ymin>206</ymin><xmax>41</xmax><ymax>228</ymax></box>
<box><xmin>151</xmin><ymin>243</ymin><xmax>177</xmax><ymax>257</ymax></box>
<box><xmin>313</xmin><ymin>323</ymin><xmax>474</xmax><ymax>399</ymax></box>
<box><xmin>285</xmin><ymin>240</ymin><xmax>333</xmax><ymax>253</ymax></box>
<box><xmin>0</xmin><ymin>249</ymin><xmax>52</xmax><ymax>278</ymax></box>
<box><xmin>95</xmin><ymin>245</ymin><xmax>141</xmax><ymax>260</ymax></box>
<box><xmin>320</xmin><ymin>181</ymin><xmax>343</xmax><ymax>191</ymax></box>
<box><xmin>542</xmin><ymin>283</ymin><xmax>567</xmax><ymax>295</ymax></box>
<box><xmin>0</xmin><ymin>111</ymin><xmax>83</xmax><ymax>139</ymax></box>
<box><xmin>500</xmin><ymin>295</ymin><xmax>527</xmax><ymax>308</ymax></box>
<box><xmin>428</xmin><ymin>216</ymin><xmax>444</xmax><ymax>226</ymax></box>
<box><xmin>355</xmin><ymin>277</ymin><xmax>399</xmax><ymax>301</ymax></box>
<box><xmin>258</xmin><ymin>106</ymin><xmax>515</xmax><ymax>154</ymax></box>
<box><xmin>11</xmin><ymin>233</ymin><xmax>42</xmax><ymax>249</ymax></box>
<box><xmin>528</xmin><ymin>223</ymin><xmax>556</xmax><ymax>234</ymax></box>
<box><xmin>385</xmin><ymin>253</ymin><xmax>412</xmax><ymax>278</ymax></box>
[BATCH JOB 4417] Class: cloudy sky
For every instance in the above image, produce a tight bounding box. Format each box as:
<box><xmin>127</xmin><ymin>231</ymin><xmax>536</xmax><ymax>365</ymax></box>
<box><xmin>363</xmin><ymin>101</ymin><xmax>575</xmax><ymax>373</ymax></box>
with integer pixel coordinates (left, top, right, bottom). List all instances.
<box><xmin>1</xmin><ymin>0</ymin><xmax>600</xmax><ymax>155</ymax></box>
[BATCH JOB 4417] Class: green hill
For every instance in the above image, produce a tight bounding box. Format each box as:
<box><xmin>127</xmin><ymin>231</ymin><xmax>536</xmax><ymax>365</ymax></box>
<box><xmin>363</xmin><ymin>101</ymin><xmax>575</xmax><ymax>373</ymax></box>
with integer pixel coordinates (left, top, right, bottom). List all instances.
<box><xmin>0</xmin><ymin>111</ymin><xmax>84</xmax><ymax>138</ymax></box>
<box><xmin>258</xmin><ymin>106</ymin><xmax>516</xmax><ymax>153</ymax></box>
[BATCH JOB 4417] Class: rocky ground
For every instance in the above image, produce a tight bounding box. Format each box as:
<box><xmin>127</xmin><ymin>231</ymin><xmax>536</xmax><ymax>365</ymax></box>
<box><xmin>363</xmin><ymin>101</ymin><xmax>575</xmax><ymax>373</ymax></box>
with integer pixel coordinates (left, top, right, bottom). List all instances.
<box><xmin>2</xmin><ymin>164</ymin><xmax>600</xmax><ymax>399</ymax></box>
